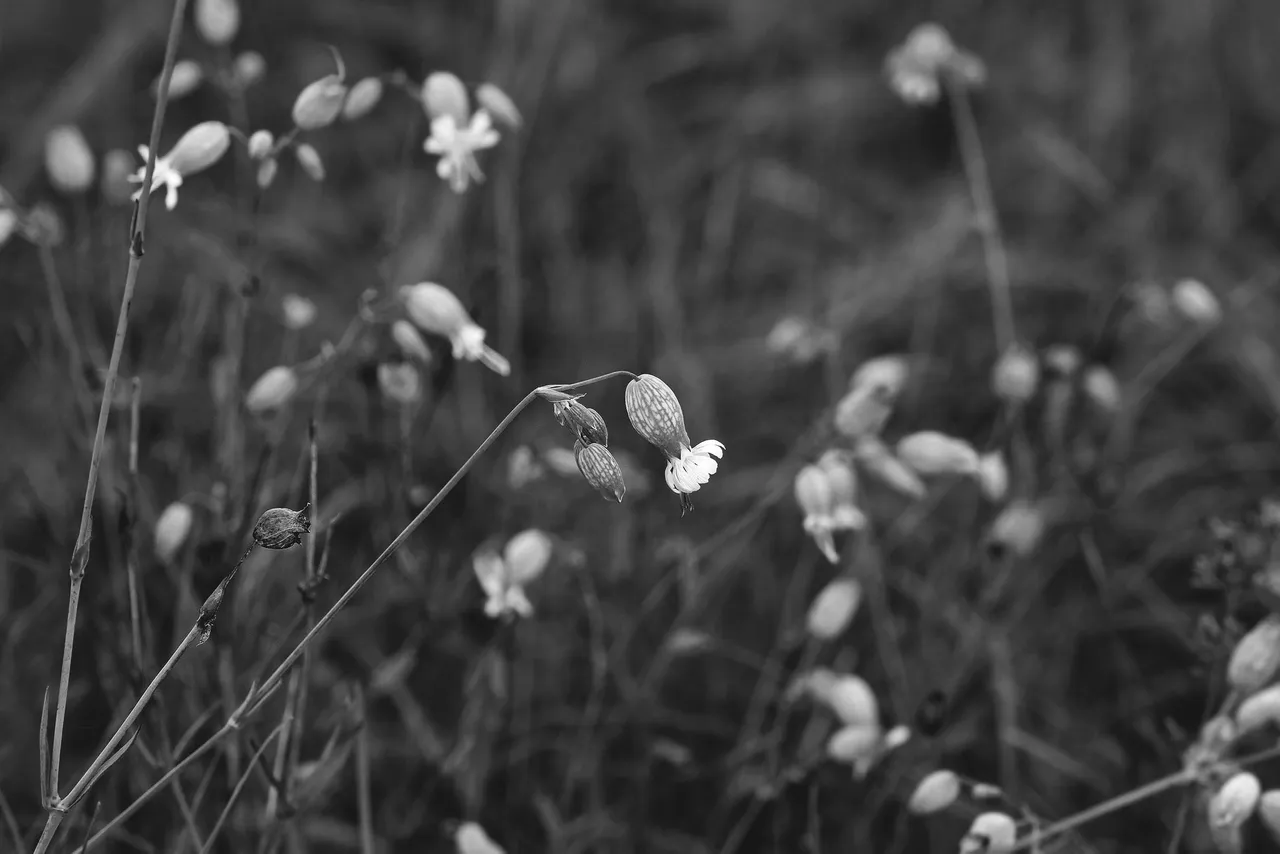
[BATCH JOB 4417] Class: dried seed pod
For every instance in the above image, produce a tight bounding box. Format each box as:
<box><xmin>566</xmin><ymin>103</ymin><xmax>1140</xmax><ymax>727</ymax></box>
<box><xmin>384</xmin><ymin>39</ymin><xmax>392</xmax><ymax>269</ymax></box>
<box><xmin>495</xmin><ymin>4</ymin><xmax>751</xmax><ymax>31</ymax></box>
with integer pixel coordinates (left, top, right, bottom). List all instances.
<box><xmin>574</xmin><ymin>441</ymin><xmax>625</xmax><ymax>503</ymax></box>
<box><xmin>252</xmin><ymin>506</ymin><xmax>310</xmax><ymax>550</ymax></box>
<box><xmin>554</xmin><ymin>399</ymin><xmax>609</xmax><ymax>446</ymax></box>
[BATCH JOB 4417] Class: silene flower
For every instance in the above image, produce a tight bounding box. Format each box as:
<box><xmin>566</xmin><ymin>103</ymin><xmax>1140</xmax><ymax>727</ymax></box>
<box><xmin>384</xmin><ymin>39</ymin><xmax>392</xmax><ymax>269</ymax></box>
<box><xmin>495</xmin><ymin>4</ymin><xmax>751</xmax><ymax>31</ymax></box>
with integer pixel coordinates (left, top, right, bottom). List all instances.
<box><xmin>424</xmin><ymin>108</ymin><xmax>501</xmax><ymax>194</ymax></box>
<box><xmin>129</xmin><ymin>120</ymin><xmax>231</xmax><ymax>210</ymax></box>
<box><xmin>400</xmin><ymin>281</ymin><xmax>510</xmax><ymax>376</ymax></box>
<box><xmin>885</xmin><ymin>22</ymin><xmax>986</xmax><ymax>106</ymax></box>
<box><xmin>624</xmin><ymin>374</ymin><xmax>724</xmax><ymax>514</ymax></box>
<box><xmin>472</xmin><ymin>529</ymin><xmax>553</xmax><ymax>620</ymax></box>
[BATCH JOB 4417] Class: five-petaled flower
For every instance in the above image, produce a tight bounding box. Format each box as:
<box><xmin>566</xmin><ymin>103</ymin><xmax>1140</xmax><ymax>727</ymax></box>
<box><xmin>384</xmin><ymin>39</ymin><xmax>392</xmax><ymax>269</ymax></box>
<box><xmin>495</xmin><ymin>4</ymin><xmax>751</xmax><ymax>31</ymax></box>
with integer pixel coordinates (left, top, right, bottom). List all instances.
<box><xmin>624</xmin><ymin>373</ymin><xmax>724</xmax><ymax>513</ymax></box>
<box><xmin>424</xmin><ymin>109</ymin><xmax>500</xmax><ymax>194</ymax></box>
<box><xmin>129</xmin><ymin>121</ymin><xmax>231</xmax><ymax>210</ymax></box>
<box><xmin>472</xmin><ymin>529</ymin><xmax>553</xmax><ymax>620</ymax></box>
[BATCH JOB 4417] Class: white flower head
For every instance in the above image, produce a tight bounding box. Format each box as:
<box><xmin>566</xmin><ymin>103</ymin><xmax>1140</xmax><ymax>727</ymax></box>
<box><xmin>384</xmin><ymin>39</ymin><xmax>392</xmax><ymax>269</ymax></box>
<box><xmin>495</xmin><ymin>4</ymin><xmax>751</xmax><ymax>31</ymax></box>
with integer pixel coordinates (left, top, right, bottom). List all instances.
<box><xmin>425</xmin><ymin>109</ymin><xmax>500</xmax><ymax>194</ymax></box>
<box><xmin>129</xmin><ymin>121</ymin><xmax>230</xmax><ymax>210</ymax></box>
<box><xmin>885</xmin><ymin>23</ymin><xmax>986</xmax><ymax>106</ymax></box>
<box><xmin>472</xmin><ymin>532</ymin><xmax>551</xmax><ymax>620</ymax></box>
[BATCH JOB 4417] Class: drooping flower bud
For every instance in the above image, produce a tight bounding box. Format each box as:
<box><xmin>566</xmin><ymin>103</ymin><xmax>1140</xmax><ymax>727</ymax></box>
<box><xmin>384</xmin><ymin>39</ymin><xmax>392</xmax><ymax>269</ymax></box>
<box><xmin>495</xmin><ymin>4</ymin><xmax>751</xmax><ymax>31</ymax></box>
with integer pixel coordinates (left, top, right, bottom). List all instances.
<box><xmin>959</xmin><ymin>813</ymin><xmax>1017</xmax><ymax>854</ymax></box>
<box><xmin>975</xmin><ymin>450</ymin><xmax>1008</xmax><ymax>501</ymax></box>
<box><xmin>247</xmin><ymin>130</ymin><xmax>274</xmax><ymax>160</ymax></box>
<box><xmin>245</xmin><ymin>365</ymin><xmax>299</xmax><ymax>414</ymax></box>
<box><xmin>1210</xmin><ymin>773</ymin><xmax>1262</xmax><ymax>829</ymax></box>
<box><xmin>504</xmin><ymin>529</ymin><xmax>553</xmax><ymax>584</ymax></box>
<box><xmin>342</xmin><ymin>77</ymin><xmax>384</xmax><ymax>121</ymax></box>
<box><xmin>194</xmin><ymin>0</ymin><xmax>240</xmax><ymax>45</ymax></box>
<box><xmin>256</xmin><ymin>157</ymin><xmax>278</xmax><ymax>189</ymax></box>
<box><xmin>795</xmin><ymin>464</ymin><xmax>839</xmax><ymax>563</ymax></box>
<box><xmin>233</xmin><ymin>51</ymin><xmax>266</xmax><ymax>87</ymax></box>
<box><xmin>400</xmin><ymin>282</ymin><xmax>510</xmax><ymax>375</ymax></box>
<box><xmin>155</xmin><ymin>60</ymin><xmax>204</xmax><ymax>99</ymax></box>
<box><xmin>292</xmin><ymin>76</ymin><xmax>348</xmax><ymax>131</ymax></box>
<box><xmin>896</xmin><ymin>431</ymin><xmax>980</xmax><ymax>477</ymax></box>
<box><xmin>991</xmin><ymin>343</ymin><xmax>1040</xmax><ymax>403</ymax></box>
<box><xmin>101</xmin><ymin>148</ymin><xmax>137</xmax><ymax>204</ymax></box>
<box><xmin>575</xmin><ymin>441</ymin><xmax>626</xmax><ymax>503</ymax></box>
<box><xmin>422</xmin><ymin>71</ymin><xmax>470</xmax><ymax>123</ymax></box>
<box><xmin>475</xmin><ymin>82</ymin><xmax>522</xmax><ymax>129</ymax></box>
<box><xmin>1235</xmin><ymin>683</ymin><xmax>1280</xmax><ymax>734</ymax></box>
<box><xmin>1172</xmin><ymin>278</ymin><xmax>1221</xmax><ymax>326</ymax></box>
<box><xmin>827</xmin><ymin>674</ymin><xmax>879</xmax><ymax>727</ymax></box>
<box><xmin>987</xmin><ymin>499</ymin><xmax>1046</xmax><ymax>559</ymax></box>
<box><xmin>454</xmin><ymin>821</ymin><xmax>505</xmax><ymax>854</ymax></box>
<box><xmin>45</xmin><ymin>125</ymin><xmax>95</xmax><ymax>195</ymax></box>
<box><xmin>834</xmin><ymin>383</ymin><xmax>893</xmax><ymax>439</ymax></box>
<box><xmin>817</xmin><ymin>449</ymin><xmax>867</xmax><ymax>530</ymax></box>
<box><xmin>377</xmin><ymin>362</ymin><xmax>422</xmax><ymax>406</ymax></box>
<box><xmin>252</xmin><ymin>506</ymin><xmax>310</xmax><ymax>550</ymax></box>
<box><xmin>154</xmin><ymin>501</ymin><xmax>195</xmax><ymax>564</ymax></box>
<box><xmin>392</xmin><ymin>319</ymin><xmax>432</xmax><ymax>363</ymax></box>
<box><xmin>907</xmin><ymin>770</ymin><xmax>961</xmax><ymax>815</ymax></box>
<box><xmin>1082</xmin><ymin>364</ymin><xmax>1121</xmax><ymax>414</ymax></box>
<box><xmin>625</xmin><ymin>374</ymin><xmax>691</xmax><ymax>459</ymax></box>
<box><xmin>21</xmin><ymin>204</ymin><xmax>65</xmax><ymax>247</ymax></box>
<box><xmin>167</xmin><ymin>121</ymin><xmax>231</xmax><ymax>176</ymax></box>
<box><xmin>1043</xmin><ymin>344</ymin><xmax>1082</xmax><ymax>378</ymax></box>
<box><xmin>806</xmin><ymin>577</ymin><xmax>861</xmax><ymax>640</ymax></box>
<box><xmin>826</xmin><ymin>724</ymin><xmax>881</xmax><ymax>766</ymax></box>
<box><xmin>553</xmin><ymin>399</ymin><xmax>609</xmax><ymax>447</ymax></box>
<box><xmin>854</xmin><ymin>436</ymin><xmax>926</xmax><ymax>499</ymax></box>
<box><xmin>294</xmin><ymin>143</ymin><xmax>325</xmax><ymax>181</ymax></box>
<box><xmin>1228</xmin><ymin>615</ymin><xmax>1280</xmax><ymax>695</ymax></box>
<box><xmin>281</xmin><ymin>294</ymin><xmax>316</xmax><ymax>330</ymax></box>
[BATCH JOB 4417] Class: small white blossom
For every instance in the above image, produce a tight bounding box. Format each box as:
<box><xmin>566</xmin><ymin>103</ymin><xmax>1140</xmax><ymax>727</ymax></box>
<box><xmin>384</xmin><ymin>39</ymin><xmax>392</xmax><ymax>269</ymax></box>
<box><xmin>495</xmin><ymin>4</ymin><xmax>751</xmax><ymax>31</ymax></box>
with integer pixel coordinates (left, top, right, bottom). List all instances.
<box><xmin>129</xmin><ymin>121</ymin><xmax>230</xmax><ymax>210</ymax></box>
<box><xmin>400</xmin><ymin>282</ymin><xmax>510</xmax><ymax>375</ymax></box>
<box><xmin>472</xmin><ymin>529</ymin><xmax>552</xmax><ymax>619</ymax></box>
<box><xmin>424</xmin><ymin>109</ymin><xmax>500</xmax><ymax>194</ymax></box>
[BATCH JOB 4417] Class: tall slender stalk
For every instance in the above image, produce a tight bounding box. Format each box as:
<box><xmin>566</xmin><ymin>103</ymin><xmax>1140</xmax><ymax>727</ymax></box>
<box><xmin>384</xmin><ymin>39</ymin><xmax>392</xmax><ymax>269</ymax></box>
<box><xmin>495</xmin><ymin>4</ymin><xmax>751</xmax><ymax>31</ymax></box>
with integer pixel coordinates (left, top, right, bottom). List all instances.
<box><xmin>44</xmin><ymin>0</ymin><xmax>190</xmax><ymax>830</ymax></box>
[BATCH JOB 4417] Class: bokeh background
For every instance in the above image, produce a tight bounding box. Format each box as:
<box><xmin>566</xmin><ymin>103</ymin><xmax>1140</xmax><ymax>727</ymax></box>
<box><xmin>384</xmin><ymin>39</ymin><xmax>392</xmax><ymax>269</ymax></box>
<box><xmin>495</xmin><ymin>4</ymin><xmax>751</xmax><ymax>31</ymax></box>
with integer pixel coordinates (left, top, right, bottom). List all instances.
<box><xmin>6</xmin><ymin>0</ymin><xmax>1280</xmax><ymax>851</ymax></box>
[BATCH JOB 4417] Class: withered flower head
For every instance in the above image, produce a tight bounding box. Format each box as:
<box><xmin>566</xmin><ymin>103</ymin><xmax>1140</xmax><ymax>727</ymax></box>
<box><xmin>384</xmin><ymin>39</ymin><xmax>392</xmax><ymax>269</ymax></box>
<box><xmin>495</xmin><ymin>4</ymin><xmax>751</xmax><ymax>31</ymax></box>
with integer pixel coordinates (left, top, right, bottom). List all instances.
<box><xmin>253</xmin><ymin>504</ymin><xmax>311</xmax><ymax>550</ymax></box>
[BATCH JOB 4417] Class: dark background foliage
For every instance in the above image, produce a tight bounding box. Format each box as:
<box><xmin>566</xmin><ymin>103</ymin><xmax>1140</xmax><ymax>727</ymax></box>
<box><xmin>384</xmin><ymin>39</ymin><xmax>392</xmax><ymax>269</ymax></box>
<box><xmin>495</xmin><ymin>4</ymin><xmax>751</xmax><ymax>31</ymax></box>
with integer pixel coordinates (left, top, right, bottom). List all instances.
<box><xmin>6</xmin><ymin>0</ymin><xmax>1280</xmax><ymax>852</ymax></box>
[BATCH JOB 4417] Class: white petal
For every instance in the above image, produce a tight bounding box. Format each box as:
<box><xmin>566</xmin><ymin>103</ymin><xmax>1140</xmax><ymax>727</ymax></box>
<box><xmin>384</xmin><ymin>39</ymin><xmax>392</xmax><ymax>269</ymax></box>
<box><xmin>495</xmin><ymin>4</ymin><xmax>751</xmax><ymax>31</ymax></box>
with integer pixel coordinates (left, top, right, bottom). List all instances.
<box><xmin>692</xmin><ymin>439</ymin><xmax>725</xmax><ymax>458</ymax></box>
<box><xmin>165</xmin><ymin>182</ymin><xmax>179</xmax><ymax>210</ymax></box>
<box><xmin>506</xmin><ymin>586</ymin><xmax>533</xmax><ymax>618</ymax></box>
<box><xmin>473</xmin><ymin>553</ymin><xmax>507</xmax><ymax>598</ymax></box>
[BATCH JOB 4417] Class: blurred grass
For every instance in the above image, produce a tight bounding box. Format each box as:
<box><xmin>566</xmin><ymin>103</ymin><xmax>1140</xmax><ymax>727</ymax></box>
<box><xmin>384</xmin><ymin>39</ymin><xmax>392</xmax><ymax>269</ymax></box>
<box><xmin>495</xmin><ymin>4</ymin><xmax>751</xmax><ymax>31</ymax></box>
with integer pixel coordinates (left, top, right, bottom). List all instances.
<box><xmin>6</xmin><ymin>0</ymin><xmax>1280</xmax><ymax>852</ymax></box>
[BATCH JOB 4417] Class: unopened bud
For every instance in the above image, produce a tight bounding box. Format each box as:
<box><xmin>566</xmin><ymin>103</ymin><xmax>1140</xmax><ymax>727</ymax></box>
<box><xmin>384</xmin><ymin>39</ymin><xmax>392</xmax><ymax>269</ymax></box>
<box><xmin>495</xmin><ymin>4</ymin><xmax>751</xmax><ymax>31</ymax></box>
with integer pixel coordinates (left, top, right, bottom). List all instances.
<box><xmin>960</xmin><ymin>813</ymin><xmax>1017</xmax><ymax>854</ymax></box>
<box><xmin>453</xmin><ymin>821</ymin><xmax>505</xmax><ymax>854</ymax></box>
<box><xmin>1082</xmin><ymin>364</ymin><xmax>1121</xmax><ymax>414</ymax></box>
<box><xmin>554</xmin><ymin>399</ymin><xmax>609</xmax><ymax>446</ymax></box>
<box><xmin>154</xmin><ymin>501</ymin><xmax>195</xmax><ymax>564</ymax></box>
<box><xmin>44</xmin><ymin>125</ymin><xmax>95</xmax><ymax>194</ymax></box>
<box><xmin>504</xmin><ymin>529</ymin><xmax>552</xmax><ymax>584</ymax></box>
<box><xmin>281</xmin><ymin>294</ymin><xmax>316</xmax><ymax>330</ymax></box>
<box><xmin>101</xmin><ymin>149</ymin><xmax>136</xmax><ymax>203</ymax></box>
<box><xmin>475</xmin><ymin>82</ymin><xmax>522</xmax><ymax>128</ymax></box>
<box><xmin>247</xmin><ymin>130</ymin><xmax>274</xmax><ymax>160</ymax></box>
<box><xmin>827</xmin><ymin>674</ymin><xmax>878</xmax><ymax>726</ymax></box>
<box><xmin>992</xmin><ymin>343</ymin><xmax>1040</xmax><ymax>403</ymax></box>
<box><xmin>826</xmin><ymin>724</ymin><xmax>881</xmax><ymax>765</ymax></box>
<box><xmin>392</xmin><ymin>320</ymin><xmax>432</xmax><ymax>362</ymax></box>
<box><xmin>806</xmin><ymin>577</ymin><xmax>861</xmax><ymax>640</ymax></box>
<box><xmin>1228</xmin><ymin>615</ymin><xmax>1280</xmax><ymax>695</ymax></box>
<box><xmin>1210</xmin><ymin>772</ymin><xmax>1261</xmax><ymax>829</ymax></box>
<box><xmin>1172</xmin><ymin>278</ymin><xmax>1221</xmax><ymax>326</ymax></box>
<box><xmin>194</xmin><ymin>0</ymin><xmax>240</xmax><ymax>46</ymax></box>
<box><xmin>896</xmin><ymin>431</ymin><xmax>980</xmax><ymax>477</ymax></box>
<box><xmin>294</xmin><ymin>143</ymin><xmax>325</xmax><ymax>181</ymax></box>
<box><xmin>292</xmin><ymin>76</ymin><xmax>347</xmax><ymax>131</ymax></box>
<box><xmin>834</xmin><ymin>383</ymin><xmax>893</xmax><ymax>439</ymax></box>
<box><xmin>851</xmin><ymin>354</ymin><xmax>910</xmax><ymax>396</ymax></box>
<box><xmin>975</xmin><ymin>450</ymin><xmax>1008</xmax><ymax>501</ymax></box>
<box><xmin>256</xmin><ymin>157</ymin><xmax>278</xmax><ymax>189</ymax></box>
<box><xmin>168</xmin><ymin>121</ymin><xmax>231</xmax><ymax>177</ymax></box>
<box><xmin>377</xmin><ymin>362</ymin><xmax>421</xmax><ymax>405</ymax></box>
<box><xmin>1235</xmin><ymin>683</ymin><xmax>1280</xmax><ymax>734</ymax></box>
<box><xmin>1043</xmin><ymin>344</ymin><xmax>1082</xmax><ymax>378</ymax></box>
<box><xmin>233</xmin><ymin>51</ymin><xmax>266</xmax><ymax>87</ymax></box>
<box><xmin>575</xmin><ymin>441</ymin><xmax>626</xmax><ymax>503</ymax></box>
<box><xmin>245</xmin><ymin>365</ymin><xmax>299</xmax><ymax>414</ymax></box>
<box><xmin>401</xmin><ymin>281</ymin><xmax>470</xmax><ymax>338</ymax></box>
<box><xmin>252</xmin><ymin>505</ymin><xmax>311</xmax><ymax>550</ymax></box>
<box><xmin>155</xmin><ymin>60</ymin><xmax>204</xmax><ymax>99</ymax></box>
<box><xmin>987</xmin><ymin>499</ymin><xmax>1045</xmax><ymax>559</ymax></box>
<box><xmin>21</xmin><ymin>204</ymin><xmax>65</xmax><ymax>247</ymax></box>
<box><xmin>907</xmin><ymin>770</ymin><xmax>961</xmax><ymax>815</ymax></box>
<box><xmin>422</xmin><ymin>71</ymin><xmax>469</xmax><ymax>123</ymax></box>
<box><xmin>854</xmin><ymin>436</ymin><xmax>926</xmax><ymax>500</ymax></box>
<box><xmin>342</xmin><ymin>77</ymin><xmax>384</xmax><ymax>120</ymax></box>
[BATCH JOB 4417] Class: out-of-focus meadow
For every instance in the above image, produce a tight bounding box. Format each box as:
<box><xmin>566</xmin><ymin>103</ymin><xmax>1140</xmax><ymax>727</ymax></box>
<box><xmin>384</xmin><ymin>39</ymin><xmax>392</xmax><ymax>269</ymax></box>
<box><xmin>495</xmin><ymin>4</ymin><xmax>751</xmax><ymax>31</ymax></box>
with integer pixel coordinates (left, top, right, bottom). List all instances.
<box><xmin>7</xmin><ymin>0</ymin><xmax>1280</xmax><ymax>851</ymax></box>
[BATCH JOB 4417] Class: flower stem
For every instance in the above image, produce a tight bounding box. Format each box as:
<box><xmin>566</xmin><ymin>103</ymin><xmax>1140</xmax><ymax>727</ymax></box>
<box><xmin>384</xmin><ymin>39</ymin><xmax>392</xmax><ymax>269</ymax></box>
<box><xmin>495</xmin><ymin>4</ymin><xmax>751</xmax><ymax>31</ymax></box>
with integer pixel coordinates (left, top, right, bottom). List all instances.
<box><xmin>42</xmin><ymin>0</ymin><xmax>189</xmax><ymax>839</ymax></box>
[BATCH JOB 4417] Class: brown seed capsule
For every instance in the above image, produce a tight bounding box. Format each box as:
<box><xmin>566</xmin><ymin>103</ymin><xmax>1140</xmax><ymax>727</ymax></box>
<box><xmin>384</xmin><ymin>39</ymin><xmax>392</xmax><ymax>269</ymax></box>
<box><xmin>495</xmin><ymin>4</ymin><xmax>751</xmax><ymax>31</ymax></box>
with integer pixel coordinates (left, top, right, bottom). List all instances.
<box><xmin>625</xmin><ymin>374</ymin><xmax>690</xmax><ymax>458</ymax></box>
<box><xmin>574</xmin><ymin>441</ymin><xmax>626</xmax><ymax>503</ymax></box>
<box><xmin>553</xmin><ymin>399</ymin><xmax>608</xmax><ymax>446</ymax></box>
<box><xmin>252</xmin><ymin>505</ymin><xmax>311</xmax><ymax>550</ymax></box>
